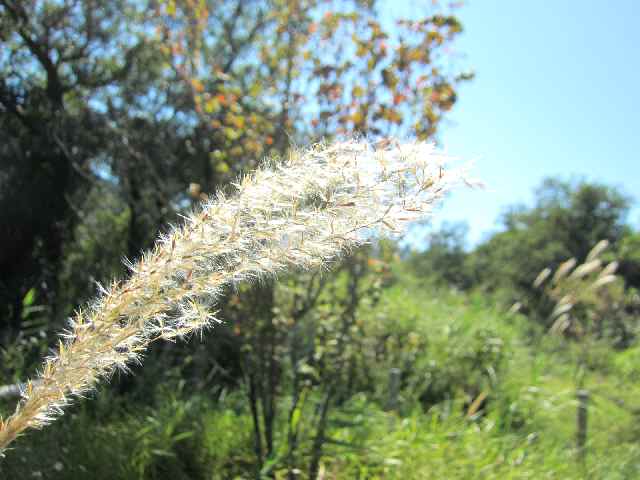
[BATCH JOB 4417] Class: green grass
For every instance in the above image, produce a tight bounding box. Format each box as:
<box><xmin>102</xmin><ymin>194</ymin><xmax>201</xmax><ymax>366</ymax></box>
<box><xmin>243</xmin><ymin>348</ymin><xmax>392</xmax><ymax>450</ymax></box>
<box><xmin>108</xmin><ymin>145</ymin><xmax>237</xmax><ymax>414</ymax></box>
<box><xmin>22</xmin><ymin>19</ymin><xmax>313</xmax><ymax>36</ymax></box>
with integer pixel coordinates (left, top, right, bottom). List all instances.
<box><xmin>2</xmin><ymin>267</ymin><xmax>639</xmax><ymax>478</ymax></box>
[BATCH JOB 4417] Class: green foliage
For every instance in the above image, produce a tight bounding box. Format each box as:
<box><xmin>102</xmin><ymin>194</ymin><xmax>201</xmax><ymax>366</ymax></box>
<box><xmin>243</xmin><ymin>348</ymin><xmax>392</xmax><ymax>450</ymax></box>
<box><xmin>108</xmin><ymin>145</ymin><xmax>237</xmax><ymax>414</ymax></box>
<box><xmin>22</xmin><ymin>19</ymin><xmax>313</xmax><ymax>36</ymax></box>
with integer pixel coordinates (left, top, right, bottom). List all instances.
<box><xmin>618</xmin><ymin>231</ymin><xmax>640</xmax><ymax>289</ymax></box>
<box><xmin>468</xmin><ymin>178</ymin><xmax>631</xmax><ymax>300</ymax></box>
<box><xmin>1</xmin><ymin>0</ymin><xmax>469</xmax><ymax>365</ymax></box>
<box><xmin>322</xmin><ymin>395</ymin><xmax>640</xmax><ymax>479</ymax></box>
<box><xmin>57</xmin><ymin>187</ymin><xmax>131</xmax><ymax>320</ymax></box>
<box><xmin>0</xmin><ymin>389</ymin><xmax>203</xmax><ymax>479</ymax></box>
<box><xmin>407</xmin><ymin>222</ymin><xmax>472</xmax><ymax>289</ymax></box>
<box><xmin>2</xmin><ymin>0</ymin><xmax>639</xmax><ymax>477</ymax></box>
<box><xmin>408</xmin><ymin>178</ymin><xmax>636</xmax><ymax>316</ymax></box>
<box><xmin>2</xmin><ymin>269</ymin><xmax>640</xmax><ymax>478</ymax></box>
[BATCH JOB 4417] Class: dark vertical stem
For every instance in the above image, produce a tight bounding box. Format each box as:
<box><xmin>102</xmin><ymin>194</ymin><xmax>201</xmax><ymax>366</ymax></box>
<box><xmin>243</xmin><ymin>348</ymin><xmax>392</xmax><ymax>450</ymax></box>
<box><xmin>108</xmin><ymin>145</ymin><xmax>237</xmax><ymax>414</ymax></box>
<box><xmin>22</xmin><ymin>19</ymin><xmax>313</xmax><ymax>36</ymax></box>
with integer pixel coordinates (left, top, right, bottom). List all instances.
<box><xmin>576</xmin><ymin>389</ymin><xmax>589</xmax><ymax>467</ymax></box>
<box><xmin>308</xmin><ymin>385</ymin><xmax>334</xmax><ymax>480</ymax></box>
<box><xmin>286</xmin><ymin>318</ymin><xmax>304</xmax><ymax>479</ymax></box>
<box><xmin>248</xmin><ymin>370</ymin><xmax>264</xmax><ymax>476</ymax></box>
<box><xmin>386</xmin><ymin>367</ymin><xmax>401</xmax><ymax>411</ymax></box>
<box><xmin>258</xmin><ymin>282</ymin><xmax>277</xmax><ymax>459</ymax></box>
<box><xmin>341</xmin><ymin>257</ymin><xmax>361</xmax><ymax>401</ymax></box>
<box><xmin>122</xmin><ymin>155</ymin><xmax>144</xmax><ymax>262</ymax></box>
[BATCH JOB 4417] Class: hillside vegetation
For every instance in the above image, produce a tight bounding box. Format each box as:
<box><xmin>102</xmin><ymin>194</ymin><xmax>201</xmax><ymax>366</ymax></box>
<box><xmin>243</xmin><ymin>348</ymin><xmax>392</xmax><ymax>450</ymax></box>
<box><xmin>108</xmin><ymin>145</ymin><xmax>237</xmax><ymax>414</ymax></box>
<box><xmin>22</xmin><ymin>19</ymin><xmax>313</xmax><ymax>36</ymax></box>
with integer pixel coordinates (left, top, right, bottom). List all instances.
<box><xmin>2</xmin><ymin>1</ymin><xmax>639</xmax><ymax>477</ymax></box>
<box><xmin>2</xmin><ymin>257</ymin><xmax>640</xmax><ymax>478</ymax></box>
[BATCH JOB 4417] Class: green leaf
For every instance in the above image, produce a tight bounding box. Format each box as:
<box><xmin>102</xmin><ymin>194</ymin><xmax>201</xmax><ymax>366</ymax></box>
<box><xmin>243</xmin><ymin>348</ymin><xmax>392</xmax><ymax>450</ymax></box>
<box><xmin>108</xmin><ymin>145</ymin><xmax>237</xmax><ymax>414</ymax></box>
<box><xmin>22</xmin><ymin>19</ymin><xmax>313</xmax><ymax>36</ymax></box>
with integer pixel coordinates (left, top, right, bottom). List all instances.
<box><xmin>290</xmin><ymin>407</ymin><xmax>301</xmax><ymax>431</ymax></box>
<box><xmin>171</xmin><ymin>431</ymin><xmax>195</xmax><ymax>442</ymax></box>
<box><xmin>22</xmin><ymin>288</ymin><xmax>36</xmax><ymax>308</ymax></box>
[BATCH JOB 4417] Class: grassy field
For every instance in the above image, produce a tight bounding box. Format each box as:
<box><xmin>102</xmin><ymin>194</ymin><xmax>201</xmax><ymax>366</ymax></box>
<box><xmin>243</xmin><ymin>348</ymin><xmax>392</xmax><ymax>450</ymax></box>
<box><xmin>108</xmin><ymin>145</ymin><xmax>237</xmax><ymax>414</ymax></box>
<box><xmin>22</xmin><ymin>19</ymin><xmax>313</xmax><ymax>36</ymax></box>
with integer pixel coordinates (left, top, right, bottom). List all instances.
<box><xmin>2</xmin><ymin>267</ymin><xmax>639</xmax><ymax>479</ymax></box>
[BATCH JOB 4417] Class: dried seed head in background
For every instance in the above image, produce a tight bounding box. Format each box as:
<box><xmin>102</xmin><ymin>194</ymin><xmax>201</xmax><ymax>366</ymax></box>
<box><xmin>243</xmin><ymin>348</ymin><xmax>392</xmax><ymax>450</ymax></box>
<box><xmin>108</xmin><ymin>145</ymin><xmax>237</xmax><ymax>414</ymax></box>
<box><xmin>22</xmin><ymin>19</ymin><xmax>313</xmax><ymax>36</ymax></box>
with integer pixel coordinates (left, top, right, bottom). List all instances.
<box><xmin>532</xmin><ymin>239</ymin><xmax>622</xmax><ymax>335</ymax></box>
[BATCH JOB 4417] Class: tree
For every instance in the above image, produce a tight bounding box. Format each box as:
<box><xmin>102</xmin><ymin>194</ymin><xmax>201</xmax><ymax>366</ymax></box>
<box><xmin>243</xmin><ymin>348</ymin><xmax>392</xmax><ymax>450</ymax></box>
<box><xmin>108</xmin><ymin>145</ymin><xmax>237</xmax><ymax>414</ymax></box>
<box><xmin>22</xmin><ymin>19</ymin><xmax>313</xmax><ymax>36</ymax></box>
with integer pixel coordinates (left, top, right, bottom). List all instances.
<box><xmin>141</xmin><ymin>1</ymin><xmax>472</xmax><ymax>473</ymax></box>
<box><xmin>466</xmin><ymin>178</ymin><xmax>631</xmax><ymax>305</ymax></box>
<box><xmin>0</xmin><ymin>0</ymin><xmax>471</xmax><ymax>470</ymax></box>
<box><xmin>0</xmin><ymin>0</ymin><xmax>153</xmax><ymax>336</ymax></box>
<box><xmin>617</xmin><ymin>231</ymin><xmax>640</xmax><ymax>290</ymax></box>
<box><xmin>1</xmin><ymin>0</ymin><xmax>471</xmax><ymax>340</ymax></box>
<box><xmin>408</xmin><ymin>221</ymin><xmax>472</xmax><ymax>289</ymax></box>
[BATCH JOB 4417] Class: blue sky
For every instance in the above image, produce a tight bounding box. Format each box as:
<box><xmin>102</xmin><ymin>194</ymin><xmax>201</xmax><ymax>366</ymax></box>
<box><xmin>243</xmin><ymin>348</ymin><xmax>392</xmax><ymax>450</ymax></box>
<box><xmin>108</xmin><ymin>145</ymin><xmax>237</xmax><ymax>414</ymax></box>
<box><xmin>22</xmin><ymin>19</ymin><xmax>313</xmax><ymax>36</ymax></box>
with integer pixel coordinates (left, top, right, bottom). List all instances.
<box><xmin>405</xmin><ymin>1</ymin><xmax>640</xmax><ymax>246</ymax></box>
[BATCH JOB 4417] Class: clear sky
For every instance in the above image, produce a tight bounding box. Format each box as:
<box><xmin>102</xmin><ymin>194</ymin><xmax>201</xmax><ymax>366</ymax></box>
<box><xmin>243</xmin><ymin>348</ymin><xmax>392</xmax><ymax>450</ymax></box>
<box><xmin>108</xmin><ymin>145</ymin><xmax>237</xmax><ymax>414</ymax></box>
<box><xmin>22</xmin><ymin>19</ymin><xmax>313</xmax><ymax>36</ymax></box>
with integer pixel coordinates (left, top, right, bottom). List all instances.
<box><xmin>407</xmin><ymin>1</ymin><xmax>640</xmax><ymax>246</ymax></box>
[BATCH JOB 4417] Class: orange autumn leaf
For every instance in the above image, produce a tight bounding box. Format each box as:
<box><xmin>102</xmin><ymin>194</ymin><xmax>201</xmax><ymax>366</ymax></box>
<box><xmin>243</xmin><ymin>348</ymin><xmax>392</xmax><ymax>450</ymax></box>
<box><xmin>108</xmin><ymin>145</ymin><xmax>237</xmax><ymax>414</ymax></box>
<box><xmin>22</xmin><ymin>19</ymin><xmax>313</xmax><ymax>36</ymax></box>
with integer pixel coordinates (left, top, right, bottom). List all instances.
<box><xmin>393</xmin><ymin>93</ymin><xmax>406</xmax><ymax>105</ymax></box>
<box><xmin>191</xmin><ymin>79</ymin><xmax>205</xmax><ymax>93</ymax></box>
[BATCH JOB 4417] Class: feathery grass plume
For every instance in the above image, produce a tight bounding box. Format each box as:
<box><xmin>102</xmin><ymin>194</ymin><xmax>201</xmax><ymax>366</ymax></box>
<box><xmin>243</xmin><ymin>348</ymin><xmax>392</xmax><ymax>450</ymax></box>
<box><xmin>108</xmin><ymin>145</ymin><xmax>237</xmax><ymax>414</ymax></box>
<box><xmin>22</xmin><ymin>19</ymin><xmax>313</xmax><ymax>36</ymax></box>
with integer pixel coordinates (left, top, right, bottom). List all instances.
<box><xmin>550</xmin><ymin>301</ymin><xmax>574</xmax><ymax>320</ymax></box>
<box><xmin>591</xmin><ymin>275</ymin><xmax>617</xmax><ymax>291</ymax></box>
<box><xmin>598</xmin><ymin>260</ymin><xmax>618</xmax><ymax>279</ymax></box>
<box><xmin>532</xmin><ymin>239</ymin><xmax>623</xmax><ymax>336</ymax></box>
<box><xmin>552</xmin><ymin>258</ymin><xmax>577</xmax><ymax>284</ymax></box>
<box><xmin>586</xmin><ymin>239</ymin><xmax>609</xmax><ymax>262</ymax></box>
<box><xmin>569</xmin><ymin>259</ymin><xmax>602</xmax><ymax>280</ymax></box>
<box><xmin>507</xmin><ymin>301</ymin><xmax>523</xmax><ymax>316</ymax></box>
<box><xmin>0</xmin><ymin>139</ymin><xmax>472</xmax><ymax>454</ymax></box>
<box><xmin>549</xmin><ymin>313</ymin><xmax>571</xmax><ymax>334</ymax></box>
<box><xmin>532</xmin><ymin>267</ymin><xmax>552</xmax><ymax>288</ymax></box>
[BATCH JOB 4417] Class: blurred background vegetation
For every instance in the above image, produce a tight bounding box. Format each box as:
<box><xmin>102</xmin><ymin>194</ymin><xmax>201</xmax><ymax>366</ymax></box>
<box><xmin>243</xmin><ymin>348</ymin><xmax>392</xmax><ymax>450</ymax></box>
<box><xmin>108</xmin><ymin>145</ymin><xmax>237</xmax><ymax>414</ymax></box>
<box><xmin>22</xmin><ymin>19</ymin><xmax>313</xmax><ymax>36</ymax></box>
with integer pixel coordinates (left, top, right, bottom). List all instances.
<box><xmin>1</xmin><ymin>0</ymin><xmax>639</xmax><ymax>478</ymax></box>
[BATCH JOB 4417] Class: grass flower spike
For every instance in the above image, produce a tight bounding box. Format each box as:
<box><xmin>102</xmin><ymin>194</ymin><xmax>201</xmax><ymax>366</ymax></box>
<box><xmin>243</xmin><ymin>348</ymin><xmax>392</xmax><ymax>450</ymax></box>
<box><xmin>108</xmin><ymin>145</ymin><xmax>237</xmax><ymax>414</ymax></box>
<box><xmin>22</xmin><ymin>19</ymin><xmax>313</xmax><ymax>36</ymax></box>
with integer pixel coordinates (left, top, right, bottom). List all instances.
<box><xmin>0</xmin><ymin>139</ymin><xmax>471</xmax><ymax>453</ymax></box>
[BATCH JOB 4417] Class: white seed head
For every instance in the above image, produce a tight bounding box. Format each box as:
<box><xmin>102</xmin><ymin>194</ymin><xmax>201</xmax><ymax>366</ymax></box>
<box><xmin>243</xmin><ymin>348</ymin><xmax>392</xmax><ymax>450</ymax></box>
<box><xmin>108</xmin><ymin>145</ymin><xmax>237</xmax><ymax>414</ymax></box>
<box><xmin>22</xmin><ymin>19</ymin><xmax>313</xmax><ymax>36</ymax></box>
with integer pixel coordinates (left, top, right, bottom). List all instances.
<box><xmin>598</xmin><ymin>261</ymin><xmax>618</xmax><ymax>278</ymax></box>
<box><xmin>570</xmin><ymin>259</ymin><xmax>602</xmax><ymax>280</ymax></box>
<box><xmin>0</xmin><ymin>139</ymin><xmax>470</xmax><ymax>452</ymax></box>
<box><xmin>586</xmin><ymin>239</ymin><xmax>609</xmax><ymax>262</ymax></box>
<box><xmin>552</xmin><ymin>258</ymin><xmax>577</xmax><ymax>284</ymax></box>
<box><xmin>533</xmin><ymin>268</ymin><xmax>552</xmax><ymax>288</ymax></box>
<box><xmin>591</xmin><ymin>275</ymin><xmax>617</xmax><ymax>291</ymax></box>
